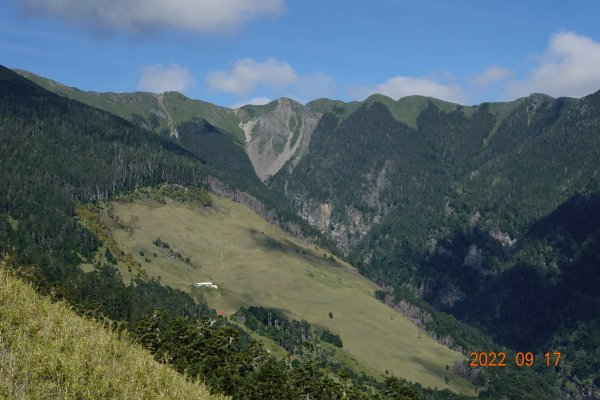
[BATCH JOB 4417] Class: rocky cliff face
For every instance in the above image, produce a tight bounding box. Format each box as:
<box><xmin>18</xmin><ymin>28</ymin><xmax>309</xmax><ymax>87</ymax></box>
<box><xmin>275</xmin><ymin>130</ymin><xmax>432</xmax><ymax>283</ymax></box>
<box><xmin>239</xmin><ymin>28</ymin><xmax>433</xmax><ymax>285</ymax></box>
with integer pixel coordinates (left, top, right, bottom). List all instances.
<box><xmin>279</xmin><ymin>159</ymin><xmax>392</xmax><ymax>254</ymax></box>
<box><xmin>238</xmin><ymin>98</ymin><xmax>321</xmax><ymax>181</ymax></box>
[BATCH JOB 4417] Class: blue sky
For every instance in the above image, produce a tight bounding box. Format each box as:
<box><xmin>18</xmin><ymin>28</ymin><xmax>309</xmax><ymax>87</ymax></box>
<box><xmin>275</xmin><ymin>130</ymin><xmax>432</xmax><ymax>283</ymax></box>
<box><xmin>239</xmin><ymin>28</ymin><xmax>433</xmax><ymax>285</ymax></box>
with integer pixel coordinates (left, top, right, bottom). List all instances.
<box><xmin>2</xmin><ymin>0</ymin><xmax>600</xmax><ymax>107</ymax></box>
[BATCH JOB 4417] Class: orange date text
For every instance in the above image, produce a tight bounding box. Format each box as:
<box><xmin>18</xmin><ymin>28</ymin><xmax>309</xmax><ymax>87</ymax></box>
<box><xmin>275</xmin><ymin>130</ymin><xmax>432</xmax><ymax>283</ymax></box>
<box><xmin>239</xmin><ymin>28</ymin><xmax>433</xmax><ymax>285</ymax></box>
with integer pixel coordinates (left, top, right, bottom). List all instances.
<box><xmin>469</xmin><ymin>351</ymin><xmax>561</xmax><ymax>367</ymax></box>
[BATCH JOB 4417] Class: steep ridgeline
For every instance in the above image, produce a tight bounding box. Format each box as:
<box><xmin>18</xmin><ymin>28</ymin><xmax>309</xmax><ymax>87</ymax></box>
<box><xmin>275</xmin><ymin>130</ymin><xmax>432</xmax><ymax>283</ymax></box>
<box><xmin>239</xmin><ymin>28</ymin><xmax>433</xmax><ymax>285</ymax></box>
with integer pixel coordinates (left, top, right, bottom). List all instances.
<box><xmin>13</xmin><ymin>69</ymin><xmax>244</xmax><ymax>142</ymax></box>
<box><xmin>13</xmin><ymin>70</ymin><xmax>319</xmax><ymax>191</ymax></box>
<box><xmin>237</xmin><ymin>98</ymin><xmax>321</xmax><ymax>181</ymax></box>
<box><xmin>12</xmin><ymin>69</ymin><xmax>263</xmax><ymax>193</ymax></box>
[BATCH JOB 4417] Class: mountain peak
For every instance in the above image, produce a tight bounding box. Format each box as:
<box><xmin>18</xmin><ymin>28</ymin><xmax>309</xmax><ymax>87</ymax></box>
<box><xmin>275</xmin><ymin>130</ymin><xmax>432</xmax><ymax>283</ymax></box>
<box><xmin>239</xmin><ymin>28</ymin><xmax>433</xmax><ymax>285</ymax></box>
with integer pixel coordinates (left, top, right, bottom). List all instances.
<box><xmin>528</xmin><ymin>92</ymin><xmax>555</xmax><ymax>101</ymax></box>
<box><xmin>276</xmin><ymin>97</ymin><xmax>303</xmax><ymax>106</ymax></box>
<box><xmin>365</xmin><ymin>93</ymin><xmax>396</xmax><ymax>103</ymax></box>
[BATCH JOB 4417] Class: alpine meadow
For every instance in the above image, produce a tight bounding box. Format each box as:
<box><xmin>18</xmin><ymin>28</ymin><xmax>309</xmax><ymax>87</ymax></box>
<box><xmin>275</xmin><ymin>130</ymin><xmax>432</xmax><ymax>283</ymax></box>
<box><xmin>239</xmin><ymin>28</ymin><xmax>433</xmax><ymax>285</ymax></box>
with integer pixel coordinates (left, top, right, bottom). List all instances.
<box><xmin>2</xmin><ymin>2</ymin><xmax>600</xmax><ymax>399</ymax></box>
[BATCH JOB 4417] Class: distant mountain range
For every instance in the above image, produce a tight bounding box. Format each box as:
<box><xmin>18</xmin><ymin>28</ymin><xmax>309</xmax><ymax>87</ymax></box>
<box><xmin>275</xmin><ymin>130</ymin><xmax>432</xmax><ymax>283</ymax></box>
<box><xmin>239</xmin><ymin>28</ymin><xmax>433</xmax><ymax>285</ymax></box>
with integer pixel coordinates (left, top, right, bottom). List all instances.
<box><xmin>6</xmin><ymin>65</ymin><xmax>600</xmax><ymax>398</ymax></box>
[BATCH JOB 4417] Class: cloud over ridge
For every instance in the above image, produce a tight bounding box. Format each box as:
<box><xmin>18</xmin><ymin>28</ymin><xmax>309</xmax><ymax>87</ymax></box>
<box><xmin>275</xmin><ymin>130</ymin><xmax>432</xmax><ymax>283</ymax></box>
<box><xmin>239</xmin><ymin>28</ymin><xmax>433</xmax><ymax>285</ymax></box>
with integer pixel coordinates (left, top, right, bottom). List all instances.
<box><xmin>207</xmin><ymin>57</ymin><xmax>335</xmax><ymax>103</ymax></box>
<box><xmin>509</xmin><ymin>31</ymin><xmax>600</xmax><ymax>98</ymax></box>
<box><xmin>469</xmin><ymin>65</ymin><xmax>512</xmax><ymax>89</ymax></box>
<box><xmin>207</xmin><ymin>58</ymin><xmax>297</xmax><ymax>97</ymax></box>
<box><xmin>138</xmin><ymin>63</ymin><xmax>195</xmax><ymax>94</ymax></box>
<box><xmin>353</xmin><ymin>75</ymin><xmax>466</xmax><ymax>104</ymax></box>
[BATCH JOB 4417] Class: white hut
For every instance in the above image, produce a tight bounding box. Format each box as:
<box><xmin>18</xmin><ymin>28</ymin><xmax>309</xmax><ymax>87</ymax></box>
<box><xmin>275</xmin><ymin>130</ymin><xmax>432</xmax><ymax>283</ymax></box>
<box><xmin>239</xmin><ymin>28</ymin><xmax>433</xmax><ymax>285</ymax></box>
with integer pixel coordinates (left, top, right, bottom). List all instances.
<box><xmin>194</xmin><ymin>282</ymin><xmax>218</xmax><ymax>289</ymax></box>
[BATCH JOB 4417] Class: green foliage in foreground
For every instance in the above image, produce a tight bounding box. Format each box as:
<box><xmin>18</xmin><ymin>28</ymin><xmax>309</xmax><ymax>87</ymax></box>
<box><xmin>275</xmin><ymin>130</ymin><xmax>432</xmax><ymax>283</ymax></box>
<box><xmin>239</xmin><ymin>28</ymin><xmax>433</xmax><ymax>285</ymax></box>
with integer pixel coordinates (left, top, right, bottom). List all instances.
<box><xmin>135</xmin><ymin>312</ymin><xmax>377</xmax><ymax>399</ymax></box>
<box><xmin>134</xmin><ymin>312</ymin><xmax>468</xmax><ymax>400</ymax></box>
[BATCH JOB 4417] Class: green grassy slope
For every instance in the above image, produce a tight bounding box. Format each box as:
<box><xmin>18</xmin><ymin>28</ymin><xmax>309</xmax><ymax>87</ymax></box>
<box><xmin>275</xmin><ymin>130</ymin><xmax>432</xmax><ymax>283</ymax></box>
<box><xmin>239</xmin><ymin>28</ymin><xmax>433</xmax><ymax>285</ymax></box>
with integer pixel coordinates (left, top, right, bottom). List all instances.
<box><xmin>306</xmin><ymin>95</ymin><xmax>478</xmax><ymax>130</ymax></box>
<box><xmin>162</xmin><ymin>91</ymin><xmax>244</xmax><ymax>143</ymax></box>
<box><xmin>369</xmin><ymin>94</ymin><xmax>474</xmax><ymax>129</ymax></box>
<box><xmin>97</xmin><ymin>195</ymin><xmax>474</xmax><ymax>395</ymax></box>
<box><xmin>13</xmin><ymin>69</ymin><xmax>244</xmax><ymax>143</ymax></box>
<box><xmin>0</xmin><ymin>265</ymin><xmax>226</xmax><ymax>400</ymax></box>
<box><xmin>13</xmin><ymin>69</ymin><xmax>161</xmax><ymax>122</ymax></box>
<box><xmin>237</xmin><ymin>99</ymin><xmax>279</xmax><ymax>121</ymax></box>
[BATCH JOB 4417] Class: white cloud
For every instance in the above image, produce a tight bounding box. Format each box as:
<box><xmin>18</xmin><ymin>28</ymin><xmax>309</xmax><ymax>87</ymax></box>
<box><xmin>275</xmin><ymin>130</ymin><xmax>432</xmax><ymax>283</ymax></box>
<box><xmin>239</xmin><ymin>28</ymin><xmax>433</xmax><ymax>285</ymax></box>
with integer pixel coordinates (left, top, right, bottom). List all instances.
<box><xmin>468</xmin><ymin>65</ymin><xmax>512</xmax><ymax>89</ymax></box>
<box><xmin>138</xmin><ymin>64</ymin><xmax>195</xmax><ymax>94</ymax></box>
<box><xmin>231</xmin><ymin>96</ymin><xmax>272</xmax><ymax>109</ymax></box>
<box><xmin>207</xmin><ymin>58</ymin><xmax>297</xmax><ymax>97</ymax></box>
<box><xmin>296</xmin><ymin>72</ymin><xmax>336</xmax><ymax>99</ymax></box>
<box><xmin>19</xmin><ymin>0</ymin><xmax>285</xmax><ymax>35</ymax></box>
<box><xmin>354</xmin><ymin>76</ymin><xmax>466</xmax><ymax>104</ymax></box>
<box><xmin>509</xmin><ymin>31</ymin><xmax>600</xmax><ymax>98</ymax></box>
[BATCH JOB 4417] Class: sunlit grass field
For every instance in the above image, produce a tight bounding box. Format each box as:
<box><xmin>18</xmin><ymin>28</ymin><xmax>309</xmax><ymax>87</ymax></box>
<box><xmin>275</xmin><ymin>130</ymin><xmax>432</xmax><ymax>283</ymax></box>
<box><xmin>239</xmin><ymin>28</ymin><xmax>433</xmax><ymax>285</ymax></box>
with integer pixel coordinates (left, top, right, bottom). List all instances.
<box><xmin>107</xmin><ymin>195</ymin><xmax>474</xmax><ymax>395</ymax></box>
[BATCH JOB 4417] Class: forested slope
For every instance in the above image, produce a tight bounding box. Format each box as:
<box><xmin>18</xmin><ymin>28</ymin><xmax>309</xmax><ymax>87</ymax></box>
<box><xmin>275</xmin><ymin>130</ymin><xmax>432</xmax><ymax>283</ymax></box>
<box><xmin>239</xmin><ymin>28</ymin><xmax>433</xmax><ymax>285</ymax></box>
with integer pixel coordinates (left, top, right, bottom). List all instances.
<box><xmin>271</xmin><ymin>90</ymin><xmax>600</xmax><ymax>398</ymax></box>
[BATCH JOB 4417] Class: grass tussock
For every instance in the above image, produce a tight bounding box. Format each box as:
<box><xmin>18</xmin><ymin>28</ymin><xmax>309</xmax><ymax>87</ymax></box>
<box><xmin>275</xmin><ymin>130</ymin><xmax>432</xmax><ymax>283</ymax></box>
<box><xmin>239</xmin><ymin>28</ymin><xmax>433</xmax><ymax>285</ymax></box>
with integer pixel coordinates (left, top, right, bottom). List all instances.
<box><xmin>0</xmin><ymin>266</ymin><xmax>227</xmax><ymax>400</ymax></box>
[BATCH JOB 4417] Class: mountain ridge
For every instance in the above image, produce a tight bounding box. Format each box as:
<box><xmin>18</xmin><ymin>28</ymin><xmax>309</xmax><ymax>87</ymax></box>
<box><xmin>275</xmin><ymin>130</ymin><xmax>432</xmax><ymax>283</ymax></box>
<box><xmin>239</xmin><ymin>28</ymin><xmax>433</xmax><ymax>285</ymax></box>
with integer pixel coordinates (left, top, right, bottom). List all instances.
<box><xmin>15</xmin><ymin>67</ymin><xmax>594</xmax><ymax>187</ymax></box>
<box><xmin>6</xmin><ymin>64</ymin><xmax>599</xmax><ymax>397</ymax></box>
